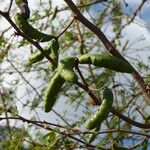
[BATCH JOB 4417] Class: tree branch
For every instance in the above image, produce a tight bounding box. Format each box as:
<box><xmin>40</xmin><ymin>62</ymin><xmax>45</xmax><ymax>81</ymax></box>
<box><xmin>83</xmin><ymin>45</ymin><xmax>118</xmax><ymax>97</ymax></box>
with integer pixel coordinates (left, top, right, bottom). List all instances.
<box><xmin>0</xmin><ymin>114</ymin><xmax>95</xmax><ymax>149</ymax></box>
<box><xmin>63</xmin><ymin>0</ymin><xmax>150</xmax><ymax>104</ymax></box>
<box><xmin>76</xmin><ymin>82</ymin><xmax>150</xmax><ymax>129</ymax></box>
<box><xmin>0</xmin><ymin>11</ymin><xmax>56</xmax><ymax>65</ymax></box>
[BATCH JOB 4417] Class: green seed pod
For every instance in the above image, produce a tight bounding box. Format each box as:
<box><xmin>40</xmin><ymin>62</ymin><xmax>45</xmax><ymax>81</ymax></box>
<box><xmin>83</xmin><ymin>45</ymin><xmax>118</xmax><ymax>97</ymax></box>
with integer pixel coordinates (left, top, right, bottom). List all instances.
<box><xmin>86</xmin><ymin>87</ymin><xmax>113</xmax><ymax>130</ymax></box>
<box><xmin>49</xmin><ymin>39</ymin><xmax>59</xmax><ymax>70</ymax></box>
<box><xmin>51</xmin><ymin>39</ymin><xmax>59</xmax><ymax>51</ymax></box>
<box><xmin>79</xmin><ymin>54</ymin><xmax>92</xmax><ymax>64</ymax></box>
<box><xmin>44</xmin><ymin>72</ymin><xmax>65</xmax><ymax>113</ymax></box>
<box><xmin>14</xmin><ymin>13</ymin><xmax>55</xmax><ymax>42</ymax></box>
<box><xmin>28</xmin><ymin>39</ymin><xmax>59</xmax><ymax>66</ymax></box>
<box><xmin>77</xmin><ymin>43</ymin><xmax>84</xmax><ymax>55</ymax></box>
<box><xmin>50</xmin><ymin>51</ymin><xmax>58</xmax><ymax>70</ymax></box>
<box><xmin>79</xmin><ymin>53</ymin><xmax>133</xmax><ymax>73</ymax></box>
<box><xmin>28</xmin><ymin>52</ymin><xmax>44</xmax><ymax>65</ymax></box>
<box><xmin>57</xmin><ymin>57</ymin><xmax>78</xmax><ymax>83</ymax></box>
<box><xmin>88</xmin><ymin>126</ymin><xmax>100</xmax><ymax>144</ymax></box>
<box><xmin>28</xmin><ymin>42</ymin><xmax>52</xmax><ymax>65</ymax></box>
<box><xmin>112</xmin><ymin>143</ymin><xmax>128</xmax><ymax>150</ymax></box>
<box><xmin>15</xmin><ymin>0</ymin><xmax>30</xmax><ymax>20</ymax></box>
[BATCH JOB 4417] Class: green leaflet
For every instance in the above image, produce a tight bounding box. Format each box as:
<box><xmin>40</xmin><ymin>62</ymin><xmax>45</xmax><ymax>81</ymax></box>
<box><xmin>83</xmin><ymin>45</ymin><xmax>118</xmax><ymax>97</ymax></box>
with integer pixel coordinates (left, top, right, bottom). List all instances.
<box><xmin>0</xmin><ymin>48</ymin><xmax>9</xmax><ymax>62</ymax></box>
<box><xmin>112</xmin><ymin>1</ymin><xmax>122</xmax><ymax>34</ymax></box>
<box><xmin>51</xmin><ymin>6</ymin><xmax>58</xmax><ymax>21</ymax></box>
<box><xmin>44</xmin><ymin>72</ymin><xmax>65</xmax><ymax>113</ymax></box>
<box><xmin>86</xmin><ymin>87</ymin><xmax>113</xmax><ymax>130</ymax></box>
<box><xmin>79</xmin><ymin>53</ymin><xmax>134</xmax><ymax>73</ymax></box>
<box><xmin>57</xmin><ymin>57</ymin><xmax>78</xmax><ymax>83</ymax></box>
<box><xmin>14</xmin><ymin>13</ymin><xmax>55</xmax><ymax>42</ymax></box>
<box><xmin>15</xmin><ymin>0</ymin><xmax>30</xmax><ymax>20</ymax></box>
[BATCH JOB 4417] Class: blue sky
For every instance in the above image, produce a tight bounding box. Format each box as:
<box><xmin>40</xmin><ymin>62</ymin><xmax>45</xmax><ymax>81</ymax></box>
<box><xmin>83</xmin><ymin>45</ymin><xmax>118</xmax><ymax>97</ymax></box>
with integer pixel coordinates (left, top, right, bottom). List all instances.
<box><xmin>139</xmin><ymin>5</ymin><xmax>150</xmax><ymax>24</ymax></box>
<box><xmin>123</xmin><ymin>1</ymin><xmax>150</xmax><ymax>24</ymax></box>
<box><xmin>91</xmin><ymin>0</ymin><xmax>150</xmax><ymax>24</ymax></box>
<box><xmin>90</xmin><ymin>0</ymin><xmax>150</xmax><ymax>62</ymax></box>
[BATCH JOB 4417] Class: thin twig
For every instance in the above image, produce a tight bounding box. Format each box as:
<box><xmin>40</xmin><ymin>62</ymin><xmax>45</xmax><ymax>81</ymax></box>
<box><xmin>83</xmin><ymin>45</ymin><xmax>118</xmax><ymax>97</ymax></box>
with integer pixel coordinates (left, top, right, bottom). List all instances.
<box><xmin>124</xmin><ymin>0</ymin><xmax>146</xmax><ymax>26</ymax></box>
<box><xmin>129</xmin><ymin>137</ymin><xmax>148</xmax><ymax>149</ymax></box>
<box><xmin>75</xmin><ymin>62</ymin><xmax>88</xmax><ymax>88</ymax></box>
<box><xmin>76</xmin><ymin>82</ymin><xmax>100</xmax><ymax>105</ymax></box>
<box><xmin>136</xmin><ymin>107</ymin><xmax>146</xmax><ymax>119</ymax></box>
<box><xmin>0</xmin><ymin>92</ymin><xmax>12</xmax><ymax>139</ymax></box>
<box><xmin>0</xmin><ymin>116</ymin><xmax>149</xmax><ymax>138</ymax></box>
<box><xmin>7</xmin><ymin>0</ymin><xmax>13</xmax><ymax>13</ymax></box>
<box><xmin>57</xmin><ymin>17</ymin><xmax>76</xmax><ymax>39</ymax></box>
<box><xmin>0</xmin><ymin>115</ymin><xmax>95</xmax><ymax>148</ymax></box>
<box><xmin>6</xmin><ymin>58</ymin><xmax>43</xmax><ymax>101</ymax></box>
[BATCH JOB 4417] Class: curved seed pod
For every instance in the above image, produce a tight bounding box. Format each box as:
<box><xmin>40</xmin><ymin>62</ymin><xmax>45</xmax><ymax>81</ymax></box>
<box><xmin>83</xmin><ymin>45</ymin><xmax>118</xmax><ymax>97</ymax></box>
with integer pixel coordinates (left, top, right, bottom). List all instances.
<box><xmin>88</xmin><ymin>126</ymin><xmax>100</xmax><ymax>144</ymax></box>
<box><xmin>51</xmin><ymin>39</ymin><xmax>59</xmax><ymax>52</ymax></box>
<box><xmin>79</xmin><ymin>54</ymin><xmax>92</xmax><ymax>64</ymax></box>
<box><xmin>15</xmin><ymin>0</ymin><xmax>30</xmax><ymax>20</ymax></box>
<box><xmin>14</xmin><ymin>13</ymin><xmax>55</xmax><ymax>42</ymax></box>
<box><xmin>49</xmin><ymin>39</ymin><xmax>59</xmax><ymax>70</ymax></box>
<box><xmin>77</xmin><ymin>43</ymin><xmax>84</xmax><ymax>55</ymax></box>
<box><xmin>50</xmin><ymin>51</ymin><xmax>58</xmax><ymax>70</ymax></box>
<box><xmin>86</xmin><ymin>87</ymin><xmax>113</xmax><ymax>130</ymax></box>
<box><xmin>28</xmin><ymin>42</ymin><xmax>52</xmax><ymax>65</ymax></box>
<box><xmin>28</xmin><ymin>52</ymin><xmax>44</xmax><ymax>65</ymax></box>
<box><xmin>79</xmin><ymin>53</ymin><xmax>133</xmax><ymax>73</ymax></box>
<box><xmin>112</xmin><ymin>143</ymin><xmax>128</xmax><ymax>150</ymax></box>
<box><xmin>44</xmin><ymin>72</ymin><xmax>65</xmax><ymax>113</ymax></box>
<box><xmin>57</xmin><ymin>57</ymin><xmax>78</xmax><ymax>83</ymax></box>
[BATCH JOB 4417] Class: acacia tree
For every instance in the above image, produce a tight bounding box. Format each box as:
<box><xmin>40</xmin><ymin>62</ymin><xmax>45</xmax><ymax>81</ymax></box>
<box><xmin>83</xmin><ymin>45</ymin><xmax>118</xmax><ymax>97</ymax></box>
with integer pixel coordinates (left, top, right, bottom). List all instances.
<box><xmin>0</xmin><ymin>0</ymin><xmax>150</xmax><ymax>149</ymax></box>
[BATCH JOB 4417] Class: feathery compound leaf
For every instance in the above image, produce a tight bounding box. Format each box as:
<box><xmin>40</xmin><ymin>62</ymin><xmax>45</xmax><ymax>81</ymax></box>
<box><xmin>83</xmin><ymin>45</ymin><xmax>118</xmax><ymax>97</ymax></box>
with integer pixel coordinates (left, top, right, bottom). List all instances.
<box><xmin>112</xmin><ymin>0</ymin><xmax>122</xmax><ymax>34</ymax></box>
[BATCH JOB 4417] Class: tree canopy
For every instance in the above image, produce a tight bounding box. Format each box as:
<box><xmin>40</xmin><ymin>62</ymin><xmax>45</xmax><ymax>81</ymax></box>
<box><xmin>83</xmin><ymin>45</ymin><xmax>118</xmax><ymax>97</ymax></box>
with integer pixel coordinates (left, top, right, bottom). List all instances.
<box><xmin>0</xmin><ymin>0</ymin><xmax>150</xmax><ymax>149</ymax></box>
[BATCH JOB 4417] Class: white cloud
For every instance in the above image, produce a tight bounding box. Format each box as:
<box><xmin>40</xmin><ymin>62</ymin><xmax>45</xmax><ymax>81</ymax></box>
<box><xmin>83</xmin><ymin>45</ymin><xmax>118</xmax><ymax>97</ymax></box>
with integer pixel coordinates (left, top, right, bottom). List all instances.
<box><xmin>120</xmin><ymin>16</ymin><xmax>150</xmax><ymax>65</ymax></box>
